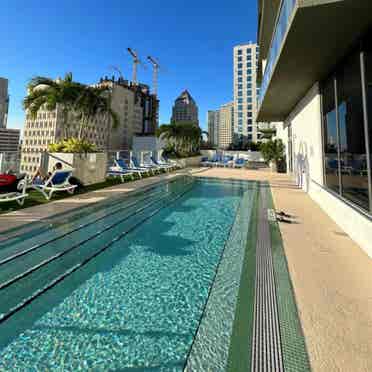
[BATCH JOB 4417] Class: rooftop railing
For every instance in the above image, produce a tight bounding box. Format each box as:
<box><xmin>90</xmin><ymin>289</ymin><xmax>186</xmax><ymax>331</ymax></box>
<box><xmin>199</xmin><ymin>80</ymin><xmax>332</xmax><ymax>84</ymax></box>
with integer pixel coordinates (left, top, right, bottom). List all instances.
<box><xmin>259</xmin><ymin>0</ymin><xmax>297</xmax><ymax>105</ymax></box>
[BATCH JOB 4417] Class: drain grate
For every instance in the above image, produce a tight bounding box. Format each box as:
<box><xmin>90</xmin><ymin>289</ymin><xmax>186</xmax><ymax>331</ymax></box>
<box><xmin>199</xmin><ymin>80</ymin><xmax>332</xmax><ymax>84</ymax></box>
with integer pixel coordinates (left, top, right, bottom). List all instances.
<box><xmin>251</xmin><ymin>189</ymin><xmax>284</xmax><ymax>372</ymax></box>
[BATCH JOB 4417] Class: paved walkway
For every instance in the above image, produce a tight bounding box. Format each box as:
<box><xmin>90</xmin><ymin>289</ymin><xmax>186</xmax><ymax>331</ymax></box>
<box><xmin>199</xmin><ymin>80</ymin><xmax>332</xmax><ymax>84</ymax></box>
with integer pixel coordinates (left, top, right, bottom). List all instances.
<box><xmin>197</xmin><ymin>167</ymin><xmax>372</xmax><ymax>372</ymax></box>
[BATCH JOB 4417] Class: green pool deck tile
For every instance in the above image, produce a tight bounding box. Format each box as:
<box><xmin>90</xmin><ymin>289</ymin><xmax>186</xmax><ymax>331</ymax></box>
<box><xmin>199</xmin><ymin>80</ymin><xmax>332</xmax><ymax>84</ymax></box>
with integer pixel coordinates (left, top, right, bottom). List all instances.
<box><xmin>226</xmin><ymin>183</ymin><xmax>259</xmax><ymax>372</ymax></box>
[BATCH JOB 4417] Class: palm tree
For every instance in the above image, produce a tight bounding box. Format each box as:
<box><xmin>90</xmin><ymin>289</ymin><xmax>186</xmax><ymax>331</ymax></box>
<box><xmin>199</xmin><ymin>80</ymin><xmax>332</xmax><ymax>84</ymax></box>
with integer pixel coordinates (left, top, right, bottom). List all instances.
<box><xmin>74</xmin><ymin>85</ymin><xmax>120</xmax><ymax>140</ymax></box>
<box><xmin>156</xmin><ymin>122</ymin><xmax>202</xmax><ymax>156</ymax></box>
<box><xmin>23</xmin><ymin>73</ymin><xmax>84</xmax><ymax>138</ymax></box>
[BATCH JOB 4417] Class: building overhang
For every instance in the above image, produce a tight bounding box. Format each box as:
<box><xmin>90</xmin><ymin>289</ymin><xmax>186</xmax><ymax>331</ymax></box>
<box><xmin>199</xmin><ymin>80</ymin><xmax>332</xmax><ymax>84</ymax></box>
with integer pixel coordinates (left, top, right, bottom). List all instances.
<box><xmin>257</xmin><ymin>0</ymin><xmax>372</xmax><ymax>122</ymax></box>
<box><xmin>257</xmin><ymin>0</ymin><xmax>281</xmax><ymax>61</ymax></box>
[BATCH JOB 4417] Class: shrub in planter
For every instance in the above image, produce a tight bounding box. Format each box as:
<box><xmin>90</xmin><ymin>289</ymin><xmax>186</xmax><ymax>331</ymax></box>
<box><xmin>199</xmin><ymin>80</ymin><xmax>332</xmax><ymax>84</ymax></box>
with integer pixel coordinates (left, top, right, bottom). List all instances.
<box><xmin>48</xmin><ymin>138</ymin><xmax>97</xmax><ymax>154</ymax></box>
<box><xmin>260</xmin><ymin>139</ymin><xmax>285</xmax><ymax>172</ymax></box>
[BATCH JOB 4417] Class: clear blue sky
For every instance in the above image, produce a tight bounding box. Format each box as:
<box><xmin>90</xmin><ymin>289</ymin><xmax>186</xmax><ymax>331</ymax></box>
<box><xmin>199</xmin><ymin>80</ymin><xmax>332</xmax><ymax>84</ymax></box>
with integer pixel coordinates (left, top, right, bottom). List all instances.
<box><xmin>1</xmin><ymin>0</ymin><xmax>258</xmax><ymax>133</ymax></box>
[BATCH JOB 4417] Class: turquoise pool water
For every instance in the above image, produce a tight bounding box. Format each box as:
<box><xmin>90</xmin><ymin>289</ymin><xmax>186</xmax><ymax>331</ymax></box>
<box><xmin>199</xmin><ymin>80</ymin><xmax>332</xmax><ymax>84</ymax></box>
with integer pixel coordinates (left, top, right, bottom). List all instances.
<box><xmin>0</xmin><ymin>176</ymin><xmax>252</xmax><ymax>371</ymax></box>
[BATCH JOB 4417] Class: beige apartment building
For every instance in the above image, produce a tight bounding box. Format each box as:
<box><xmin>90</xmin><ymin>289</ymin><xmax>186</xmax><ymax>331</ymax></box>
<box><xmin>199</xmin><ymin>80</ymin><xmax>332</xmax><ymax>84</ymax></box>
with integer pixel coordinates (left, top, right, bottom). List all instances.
<box><xmin>218</xmin><ymin>102</ymin><xmax>234</xmax><ymax>149</ymax></box>
<box><xmin>233</xmin><ymin>42</ymin><xmax>260</xmax><ymax>143</ymax></box>
<box><xmin>21</xmin><ymin>78</ymin><xmax>144</xmax><ymax>174</ymax></box>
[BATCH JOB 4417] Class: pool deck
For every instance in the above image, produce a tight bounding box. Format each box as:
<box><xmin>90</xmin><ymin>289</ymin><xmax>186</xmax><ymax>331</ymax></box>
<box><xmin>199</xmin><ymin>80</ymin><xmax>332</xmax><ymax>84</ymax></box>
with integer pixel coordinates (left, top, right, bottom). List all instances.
<box><xmin>1</xmin><ymin>167</ymin><xmax>371</xmax><ymax>371</ymax></box>
<box><xmin>197</xmin><ymin>167</ymin><xmax>372</xmax><ymax>372</ymax></box>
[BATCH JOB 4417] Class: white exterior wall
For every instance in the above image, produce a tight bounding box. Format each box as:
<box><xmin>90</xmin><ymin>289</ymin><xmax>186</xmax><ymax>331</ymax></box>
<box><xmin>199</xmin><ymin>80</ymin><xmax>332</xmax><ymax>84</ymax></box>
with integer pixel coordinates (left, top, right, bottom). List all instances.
<box><xmin>284</xmin><ymin>83</ymin><xmax>372</xmax><ymax>257</ymax></box>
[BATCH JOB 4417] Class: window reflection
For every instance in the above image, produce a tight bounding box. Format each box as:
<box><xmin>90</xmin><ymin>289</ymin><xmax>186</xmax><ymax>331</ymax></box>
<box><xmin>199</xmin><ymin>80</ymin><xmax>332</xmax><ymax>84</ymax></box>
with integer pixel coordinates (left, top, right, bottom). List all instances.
<box><xmin>323</xmin><ymin>78</ymin><xmax>340</xmax><ymax>193</ymax></box>
<box><xmin>337</xmin><ymin>53</ymin><xmax>369</xmax><ymax>210</ymax></box>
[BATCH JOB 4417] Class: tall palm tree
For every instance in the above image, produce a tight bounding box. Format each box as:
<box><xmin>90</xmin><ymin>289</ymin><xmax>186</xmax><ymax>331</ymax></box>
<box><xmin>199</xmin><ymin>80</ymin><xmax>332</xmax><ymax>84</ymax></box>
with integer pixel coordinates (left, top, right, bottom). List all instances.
<box><xmin>23</xmin><ymin>73</ymin><xmax>84</xmax><ymax>138</ymax></box>
<box><xmin>74</xmin><ymin>85</ymin><xmax>120</xmax><ymax>140</ymax></box>
<box><xmin>156</xmin><ymin>122</ymin><xmax>202</xmax><ymax>156</ymax></box>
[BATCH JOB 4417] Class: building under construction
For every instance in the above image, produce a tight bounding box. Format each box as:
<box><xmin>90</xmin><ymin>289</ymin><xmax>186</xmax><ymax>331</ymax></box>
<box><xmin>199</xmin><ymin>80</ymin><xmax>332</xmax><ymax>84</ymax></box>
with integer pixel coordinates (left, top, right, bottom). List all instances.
<box><xmin>97</xmin><ymin>76</ymin><xmax>159</xmax><ymax>151</ymax></box>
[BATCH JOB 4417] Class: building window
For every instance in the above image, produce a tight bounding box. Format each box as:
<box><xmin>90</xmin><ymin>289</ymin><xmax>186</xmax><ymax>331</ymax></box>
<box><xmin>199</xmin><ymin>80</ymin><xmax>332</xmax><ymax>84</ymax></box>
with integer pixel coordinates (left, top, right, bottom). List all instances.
<box><xmin>238</xmin><ymin>56</ymin><xmax>242</xmax><ymax>62</ymax></box>
<box><xmin>246</xmin><ymin>48</ymin><xmax>251</xmax><ymax>54</ymax></box>
<box><xmin>238</xmin><ymin>84</ymin><xmax>243</xmax><ymax>90</ymax></box>
<box><xmin>238</xmin><ymin>70</ymin><xmax>242</xmax><ymax>76</ymax></box>
<box><xmin>247</xmin><ymin>112</ymin><xmax>252</xmax><ymax>118</ymax></box>
<box><xmin>247</xmin><ymin>119</ymin><xmax>253</xmax><ymax>124</ymax></box>
<box><xmin>247</xmin><ymin>90</ymin><xmax>252</xmax><ymax>96</ymax></box>
<box><xmin>238</xmin><ymin>77</ymin><xmax>243</xmax><ymax>83</ymax></box>
<box><xmin>247</xmin><ymin>104</ymin><xmax>252</xmax><ymax>110</ymax></box>
<box><xmin>247</xmin><ymin>126</ymin><xmax>252</xmax><ymax>132</ymax></box>
<box><xmin>238</xmin><ymin>112</ymin><xmax>243</xmax><ymax>118</ymax></box>
<box><xmin>247</xmin><ymin>55</ymin><xmax>252</xmax><ymax>61</ymax></box>
<box><xmin>238</xmin><ymin>98</ymin><xmax>243</xmax><ymax>104</ymax></box>
<box><xmin>238</xmin><ymin>63</ymin><xmax>243</xmax><ymax>69</ymax></box>
<box><xmin>247</xmin><ymin>83</ymin><xmax>252</xmax><ymax>89</ymax></box>
<box><xmin>247</xmin><ymin>97</ymin><xmax>252</xmax><ymax>103</ymax></box>
<box><xmin>238</xmin><ymin>105</ymin><xmax>243</xmax><ymax>111</ymax></box>
<box><xmin>247</xmin><ymin>62</ymin><xmax>252</xmax><ymax>68</ymax></box>
<box><xmin>322</xmin><ymin>50</ymin><xmax>371</xmax><ymax>212</ymax></box>
<box><xmin>248</xmin><ymin>134</ymin><xmax>252</xmax><ymax>140</ymax></box>
<box><xmin>238</xmin><ymin>50</ymin><xmax>242</xmax><ymax>55</ymax></box>
<box><xmin>247</xmin><ymin>68</ymin><xmax>252</xmax><ymax>75</ymax></box>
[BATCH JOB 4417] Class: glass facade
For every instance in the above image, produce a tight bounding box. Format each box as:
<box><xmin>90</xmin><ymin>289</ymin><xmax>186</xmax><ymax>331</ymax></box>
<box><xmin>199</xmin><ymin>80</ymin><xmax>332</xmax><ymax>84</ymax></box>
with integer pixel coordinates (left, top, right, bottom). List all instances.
<box><xmin>322</xmin><ymin>43</ymin><xmax>372</xmax><ymax>213</ymax></box>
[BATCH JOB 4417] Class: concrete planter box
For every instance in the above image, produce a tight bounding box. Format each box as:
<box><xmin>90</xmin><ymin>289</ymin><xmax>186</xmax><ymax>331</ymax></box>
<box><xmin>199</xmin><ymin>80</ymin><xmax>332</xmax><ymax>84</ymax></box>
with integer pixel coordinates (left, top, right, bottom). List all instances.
<box><xmin>48</xmin><ymin>152</ymin><xmax>108</xmax><ymax>186</ymax></box>
<box><xmin>175</xmin><ymin>156</ymin><xmax>203</xmax><ymax>168</ymax></box>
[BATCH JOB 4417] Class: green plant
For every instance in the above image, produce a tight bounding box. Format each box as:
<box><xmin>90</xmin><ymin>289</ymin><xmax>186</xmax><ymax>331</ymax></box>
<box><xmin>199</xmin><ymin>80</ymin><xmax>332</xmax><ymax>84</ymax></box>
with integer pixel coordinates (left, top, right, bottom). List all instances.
<box><xmin>260</xmin><ymin>139</ymin><xmax>285</xmax><ymax>166</ymax></box>
<box><xmin>24</xmin><ymin>73</ymin><xmax>119</xmax><ymax>140</ymax></box>
<box><xmin>48</xmin><ymin>138</ymin><xmax>97</xmax><ymax>153</ymax></box>
<box><xmin>23</xmin><ymin>73</ymin><xmax>84</xmax><ymax>138</ymax></box>
<box><xmin>156</xmin><ymin>122</ymin><xmax>202</xmax><ymax>157</ymax></box>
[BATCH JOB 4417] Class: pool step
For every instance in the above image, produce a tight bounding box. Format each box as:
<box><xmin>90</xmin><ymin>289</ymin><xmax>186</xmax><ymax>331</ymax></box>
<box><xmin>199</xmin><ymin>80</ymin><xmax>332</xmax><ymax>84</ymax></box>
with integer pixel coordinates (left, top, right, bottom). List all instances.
<box><xmin>251</xmin><ymin>188</ymin><xmax>284</xmax><ymax>372</ymax></box>
<box><xmin>0</xmin><ymin>181</ymin><xmax>195</xmax><ymax>323</ymax></box>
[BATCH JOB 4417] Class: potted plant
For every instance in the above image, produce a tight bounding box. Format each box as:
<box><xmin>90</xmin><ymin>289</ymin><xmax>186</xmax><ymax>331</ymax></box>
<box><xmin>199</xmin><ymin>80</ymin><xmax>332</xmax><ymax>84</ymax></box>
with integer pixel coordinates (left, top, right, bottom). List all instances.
<box><xmin>260</xmin><ymin>139</ymin><xmax>286</xmax><ymax>173</ymax></box>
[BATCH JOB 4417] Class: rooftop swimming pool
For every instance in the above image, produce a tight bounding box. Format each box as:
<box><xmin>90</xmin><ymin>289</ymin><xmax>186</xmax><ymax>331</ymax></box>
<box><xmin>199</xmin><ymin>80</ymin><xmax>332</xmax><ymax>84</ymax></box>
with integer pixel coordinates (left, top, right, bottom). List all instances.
<box><xmin>0</xmin><ymin>176</ymin><xmax>257</xmax><ymax>371</ymax></box>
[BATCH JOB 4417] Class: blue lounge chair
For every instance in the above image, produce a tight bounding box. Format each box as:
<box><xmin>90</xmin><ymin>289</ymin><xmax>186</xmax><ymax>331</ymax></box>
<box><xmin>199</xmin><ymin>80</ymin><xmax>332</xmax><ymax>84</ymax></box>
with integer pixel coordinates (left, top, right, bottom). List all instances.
<box><xmin>114</xmin><ymin>158</ymin><xmax>149</xmax><ymax>178</ymax></box>
<box><xmin>150</xmin><ymin>156</ymin><xmax>173</xmax><ymax>171</ymax></box>
<box><xmin>161</xmin><ymin>154</ymin><xmax>182</xmax><ymax>169</ymax></box>
<box><xmin>131</xmin><ymin>155</ymin><xmax>159</xmax><ymax>175</ymax></box>
<box><xmin>234</xmin><ymin>158</ymin><xmax>246</xmax><ymax>168</ymax></box>
<box><xmin>200</xmin><ymin>156</ymin><xmax>210</xmax><ymax>167</ymax></box>
<box><xmin>28</xmin><ymin>169</ymin><xmax>77</xmax><ymax>200</ymax></box>
<box><xmin>218</xmin><ymin>156</ymin><xmax>234</xmax><ymax>167</ymax></box>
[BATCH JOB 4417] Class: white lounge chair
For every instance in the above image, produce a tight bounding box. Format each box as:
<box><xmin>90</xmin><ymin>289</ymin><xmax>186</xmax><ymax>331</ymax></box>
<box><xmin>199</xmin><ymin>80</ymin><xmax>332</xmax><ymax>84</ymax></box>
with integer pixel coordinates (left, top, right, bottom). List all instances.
<box><xmin>114</xmin><ymin>158</ymin><xmax>150</xmax><ymax>178</ymax></box>
<box><xmin>0</xmin><ymin>176</ymin><xmax>28</xmax><ymax>206</ymax></box>
<box><xmin>28</xmin><ymin>169</ymin><xmax>77</xmax><ymax>200</ymax></box>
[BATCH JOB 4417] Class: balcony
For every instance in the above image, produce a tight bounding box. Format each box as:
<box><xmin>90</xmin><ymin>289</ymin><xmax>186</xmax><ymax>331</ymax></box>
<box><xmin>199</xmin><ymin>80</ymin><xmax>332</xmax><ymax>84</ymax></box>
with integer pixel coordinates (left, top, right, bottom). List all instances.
<box><xmin>257</xmin><ymin>0</ymin><xmax>372</xmax><ymax>122</ymax></box>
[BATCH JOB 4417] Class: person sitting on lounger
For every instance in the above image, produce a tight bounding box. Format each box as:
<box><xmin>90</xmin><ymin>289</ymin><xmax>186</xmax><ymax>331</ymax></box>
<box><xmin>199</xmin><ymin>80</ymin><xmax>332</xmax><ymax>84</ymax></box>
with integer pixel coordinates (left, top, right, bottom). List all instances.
<box><xmin>32</xmin><ymin>162</ymin><xmax>63</xmax><ymax>184</ymax></box>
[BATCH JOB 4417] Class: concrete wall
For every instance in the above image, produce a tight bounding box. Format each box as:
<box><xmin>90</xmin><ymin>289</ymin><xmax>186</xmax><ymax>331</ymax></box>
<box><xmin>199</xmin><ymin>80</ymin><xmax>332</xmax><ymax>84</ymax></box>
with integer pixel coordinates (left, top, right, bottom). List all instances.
<box><xmin>286</xmin><ymin>83</ymin><xmax>324</xmax><ymax>192</ymax></box>
<box><xmin>284</xmin><ymin>83</ymin><xmax>372</xmax><ymax>257</ymax></box>
<box><xmin>48</xmin><ymin>152</ymin><xmax>108</xmax><ymax>185</ymax></box>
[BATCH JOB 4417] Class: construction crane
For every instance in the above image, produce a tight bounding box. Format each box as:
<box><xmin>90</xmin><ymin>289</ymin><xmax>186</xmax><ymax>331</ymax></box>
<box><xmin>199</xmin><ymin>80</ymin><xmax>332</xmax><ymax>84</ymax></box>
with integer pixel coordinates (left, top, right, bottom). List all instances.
<box><xmin>147</xmin><ymin>56</ymin><xmax>161</xmax><ymax>96</ymax></box>
<box><xmin>127</xmin><ymin>48</ymin><xmax>145</xmax><ymax>85</ymax></box>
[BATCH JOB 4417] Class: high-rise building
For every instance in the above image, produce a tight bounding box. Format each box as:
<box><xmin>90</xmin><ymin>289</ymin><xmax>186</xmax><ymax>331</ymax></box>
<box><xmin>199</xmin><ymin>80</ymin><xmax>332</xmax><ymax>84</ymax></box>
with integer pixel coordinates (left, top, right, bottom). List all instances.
<box><xmin>20</xmin><ymin>76</ymin><xmax>158</xmax><ymax>174</ymax></box>
<box><xmin>0</xmin><ymin>78</ymin><xmax>20</xmax><ymax>155</ymax></box>
<box><xmin>0</xmin><ymin>78</ymin><xmax>9</xmax><ymax>129</ymax></box>
<box><xmin>207</xmin><ymin>110</ymin><xmax>219</xmax><ymax>147</ymax></box>
<box><xmin>257</xmin><ymin>0</ymin><xmax>372</xmax><ymax>255</ymax></box>
<box><xmin>171</xmin><ymin>90</ymin><xmax>199</xmax><ymax>125</ymax></box>
<box><xmin>207</xmin><ymin>102</ymin><xmax>234</xmax><ymax>149</ymax></box>
<box><xmin>218</xmin><ymin>102</ymin><xmax>234</xmax><ymax>149</ymax></box>
<box><xmin>233</xmin><ymin>43</ymin><xmax>260</xmax><ymax>143</ymax></box>
<box><xmin>0</xmin><ymin>128</ymin><xmax>20</xmax><ymax>153</ymax></box>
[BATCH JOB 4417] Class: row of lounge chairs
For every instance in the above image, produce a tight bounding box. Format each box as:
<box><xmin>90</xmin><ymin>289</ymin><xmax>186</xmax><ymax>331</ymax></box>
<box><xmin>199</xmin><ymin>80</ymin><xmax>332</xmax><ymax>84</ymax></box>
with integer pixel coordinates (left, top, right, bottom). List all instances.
<box><xmin>200</xmin><ymin>154</ymin><xmax>247</xmax><ymax>168</ymax></box>
<box><xmin>0</xmin><ymin>155</ymin><xmax>180</xmax><ymax>206</ymax></box>
<box><xmin>107</xmin><ymin>155</ymin><xmax>181</xmax><ymax>182</ymax></box>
